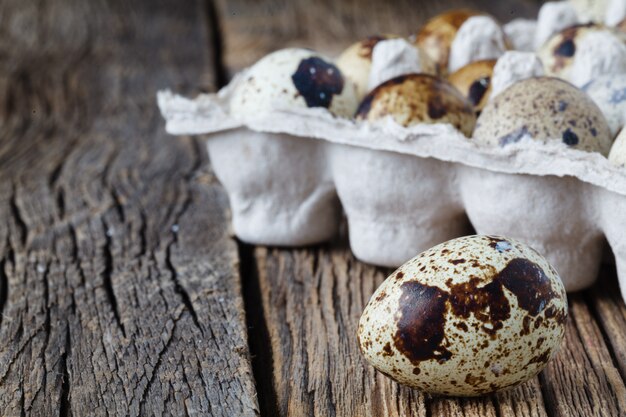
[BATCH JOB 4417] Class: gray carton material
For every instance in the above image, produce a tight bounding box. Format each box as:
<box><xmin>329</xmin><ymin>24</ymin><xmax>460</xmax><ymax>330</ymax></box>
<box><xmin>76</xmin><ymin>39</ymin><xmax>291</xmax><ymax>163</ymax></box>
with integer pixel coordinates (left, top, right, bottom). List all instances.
<box><xmin>158</xmin><ymin>79</ymin><xmax>626</xmax><ymax>299</ymax></box>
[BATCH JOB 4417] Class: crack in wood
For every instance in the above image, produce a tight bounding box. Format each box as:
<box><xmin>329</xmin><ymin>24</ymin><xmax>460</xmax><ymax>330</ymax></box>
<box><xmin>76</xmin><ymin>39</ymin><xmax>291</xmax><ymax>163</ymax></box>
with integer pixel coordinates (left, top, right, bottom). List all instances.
<box><xmin>101</xmin><ymin>218</ymin><xmax>126</xmax><ymax>338</ymax></box>
<box><xmin>109</xmin><ymin>188</ymin><xmax>126</xmax><ymax>224</ymax></box>
<box><xmin>0</xmin><ymin>323</ymin><xmax>46</xmax><ymax>384</ymax></box>
<box><xmin>138</xmin><ymin>315</ymin><xmax>179</xmax><ymax>414</ymax></box>
<box><xmin>138</xmin><ymin>208</ymin><xmax>148</xmax><ymax>256</ymax></box>
<box><xmin>30</xmin><ymin>260</ymin><xmax>52</xmax><ymax>409</ymax></box>
<box><xmin>238</xmin><ymin>243</ymin><xmax>279</xmax><ymax>417</ymax></box>
<box><xmin>10</xmin><ymin>183</ymin><xmax>27</xmax><ymax>247</ymax></box>
<box><xmin>56</xmin><ymin>187</ymin><xmax>66</xmax><ymax>221</ymax></box>
<box><xmin>49</xmin><ymin>158</ymin><xmax>66</xmax><ymax>190</ymax></box>
<box><xmin>165</xmin><ymin>200</ymin><xmax>203</xmax><ymax>334</ymax></box>
<box><xmin>583</xmin><ymin>289</ymin><xmax>626</xmax><ymax>382</ymax></box>
<box><xmin>0</xmin><ymin>258</ymin><xmax>7</xmax><ymax>330</ymax></box>
<box><xmin>59</xmin><ymin>321</ymin><xmax>72</xmax><ymax>417</ymax></box>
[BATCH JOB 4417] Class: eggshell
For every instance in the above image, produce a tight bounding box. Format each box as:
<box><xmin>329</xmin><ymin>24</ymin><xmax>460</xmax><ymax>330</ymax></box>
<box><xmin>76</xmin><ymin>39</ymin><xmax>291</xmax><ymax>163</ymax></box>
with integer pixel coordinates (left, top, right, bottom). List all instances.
<box><xmin>230</xmin><ymin>48</ymin><xmax>359</xmax><ymax>118</ymax></box>
<box><xmin>447</xmin><ymin>59</ymin><xmax>496</xmax><ymax>112</ymax></box>
<box><xmin>414</xmin><ymin>9</ymin><xmax>484</xmax><ymax>74</ymax></box>
<box><xmin>473</xmin><ymin>77</ymin><xmax>613</xmax><ymax>156</ymax></box>
<box><xmin>534</xmin><ymin>1</ymin><xmax>580</xmax><ymax>50</ymax></box>
<box><xmin>355</xmin><ymin>74</ymin><xmax>476</xmax><ymax>135</ymax></box>
<box><xmin>609</xmin><ymin>127</ymin><xmax>626</xmax><ymax>166</ymax></box>
<box><xmin>336</xmin><ymin>35</ymin><xmax>398</xmax><ymax>100</ymax></box>
<box><xmin>583</xmin><ymin>73</ymin><xmax>626</xmax><ymax>138</ymax></box>
<box><xmin>357</xmin><ymin>235</ymin><xmax>568</xmax><ymax>397</ymax></box>
<box><xmin>538</xmin><ymin>24</ymin><xmax>626</xmax><ymax>87</ymax></box>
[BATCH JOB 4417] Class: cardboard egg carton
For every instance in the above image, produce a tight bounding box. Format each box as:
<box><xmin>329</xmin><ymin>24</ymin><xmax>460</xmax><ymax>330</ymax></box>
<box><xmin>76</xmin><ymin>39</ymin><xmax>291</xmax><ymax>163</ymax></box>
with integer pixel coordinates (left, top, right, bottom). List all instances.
<box><xmin>158</xmin><ymin>73</ymin><xmax>626</xmax><ymax>300</ymax></box>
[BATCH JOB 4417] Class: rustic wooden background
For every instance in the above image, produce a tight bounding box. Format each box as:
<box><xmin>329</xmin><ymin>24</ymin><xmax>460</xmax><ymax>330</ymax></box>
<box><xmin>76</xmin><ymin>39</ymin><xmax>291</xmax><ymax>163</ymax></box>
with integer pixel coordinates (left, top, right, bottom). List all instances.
<box><xmin>0</xmin><ymin>0</ymin><xmax>625</xmax><ymax>416</ymax></box>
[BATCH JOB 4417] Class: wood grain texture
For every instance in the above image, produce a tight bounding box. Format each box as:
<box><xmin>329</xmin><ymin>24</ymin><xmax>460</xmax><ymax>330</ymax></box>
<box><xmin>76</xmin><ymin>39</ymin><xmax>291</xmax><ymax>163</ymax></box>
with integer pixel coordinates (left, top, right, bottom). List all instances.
<box><xmin>252</xmin><ymin>244</ymin><xmax>552</xmax><ymax>417</ymax></box>
<box><xmin>590</xmin><ymin>265</ymin><xmax>626</xmax><ymax>380</ymax></box>
<box><xmin>215</xmin><ymin>0</ymin><xmax>543</xmax><ymax>73</ymax></box>
<box><xmin>0</xmin><ymin>0</ymin><xmax>258</xmax><ymax>416</ymax></box>
<box><xmin>539</xmin><ymin>294</ymin><xmax>626</xmax><ymax>417</ymax></box>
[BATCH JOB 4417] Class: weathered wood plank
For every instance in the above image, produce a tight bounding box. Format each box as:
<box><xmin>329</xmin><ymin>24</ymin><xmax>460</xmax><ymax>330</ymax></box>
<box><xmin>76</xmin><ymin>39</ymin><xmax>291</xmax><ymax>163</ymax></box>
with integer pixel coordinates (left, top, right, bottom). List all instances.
<box><xmin>539</xmin><ymin>295</ymin><xmax>626</xmax><ymax>417</ymax></box>
<box><xmin>589</xmin><ymin>265</ymin><xmax>626</xmax><ymax>380</ymax></box>
<box><xmin>253</xmin><ymin>244</ymin><xmax>552</xmax><ymax>417</ymax></box>
<box><xmin>0</xmin><ymin>0</ymin><xmax>259</xmax><ymax>416</ymax></box>
<box><xmin>215</xmin><ymin>0</ymin><xmax>543</xmax><ymax>74</ymax></box>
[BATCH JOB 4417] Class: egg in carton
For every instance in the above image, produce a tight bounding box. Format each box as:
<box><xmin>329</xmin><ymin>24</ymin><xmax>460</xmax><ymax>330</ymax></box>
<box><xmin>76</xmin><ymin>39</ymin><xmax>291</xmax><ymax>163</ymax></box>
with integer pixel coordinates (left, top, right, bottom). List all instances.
<box><xmin>158</xmin><ymin>24</ymin><xmax>626</xmax><ymax>301</ymax></box>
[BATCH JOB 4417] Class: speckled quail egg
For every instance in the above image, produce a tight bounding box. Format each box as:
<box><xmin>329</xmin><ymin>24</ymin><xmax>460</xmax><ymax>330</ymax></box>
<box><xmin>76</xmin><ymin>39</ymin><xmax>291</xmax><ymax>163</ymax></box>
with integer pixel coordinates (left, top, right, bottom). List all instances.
<box><xmin>609</xmin><ymin>127</ymin><xmax>626</xmax><ymax>167</ymax></box>
<box><xmin>357</xmin><ymin>235</ymin><xmax>568</xmax><ymax>397</ymax></box>
<box><xmin>447</xmin><ymin>60</ymin><xmax>496</xmax><ymax>113</ymax></box>
<box><xmin>336</xmin><ymin>35</ymin><xmax>399</xmax><ymax>100</ymax></box>
<box><xmin>538</xmin><ymin>24</ymin><xmax>626</xmax><ymax>87</ymax></box>
<box><xmin>337</xmin><ymin>36</ymin><xmax>436</xmax><ymax>100</ymax></box>
<box><xmin>473</xmin><ymin>77</ymin><xmax>613</xmax><ymax>156</ymax></box>
<box><xmin>583</xmin><ymin>74</ymin><xmax>626</xmax><ymax>138</ymax></box>
<box><xmin>355</xmin><ymin>74</ymin><xmax>476</xmax><ymax>135</ymax></box>
<box><xmin>229</xmin><ymin>48</ymin><xmax>359</xmax><ymax>118</ymax></box>
<box><xmin>414</xmin><ymin>9</ymin><xmax>485</xmax><ymax>75</ymax></box>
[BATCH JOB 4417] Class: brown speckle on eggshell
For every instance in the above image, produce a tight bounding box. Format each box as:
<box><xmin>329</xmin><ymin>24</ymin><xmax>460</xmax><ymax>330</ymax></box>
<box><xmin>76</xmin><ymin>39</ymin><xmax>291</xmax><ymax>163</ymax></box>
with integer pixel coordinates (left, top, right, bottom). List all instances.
<box><xmin>473</xmin><ymin>77</ymin><xmax>613</xmax><ymax>155</ymax></box>
<box><xmin>448</xmin><ymin>59</ymin><xmax>496</xmax><ymax>112</ymax></box>
<box><xmin>357</xmin><ymin>235</ymin><xmax>567</xmax><ymax>397</ymax></box>
<box><xmin>538</xmin><ymin>24</ymin><xmax>626</xmax><ymax>82</ymax></box>
<box><xmin>355</xmin><ymin>74</ymin><xmax>476</xmax><ymax>136</ymax></box>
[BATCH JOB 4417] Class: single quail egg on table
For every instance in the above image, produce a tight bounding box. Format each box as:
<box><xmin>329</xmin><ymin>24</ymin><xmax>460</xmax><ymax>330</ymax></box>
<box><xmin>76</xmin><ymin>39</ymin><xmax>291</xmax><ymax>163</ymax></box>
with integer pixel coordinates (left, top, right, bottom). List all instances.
<box><xmin>447</xmin><ymin>59</ymin><xmax>496</xmax><ymax>113</ymax></box>
<box><xmin>358</xmin><ymin>235</ymin><xmax>568</xmax><ymax>396</ymax></box>
<box><xmin>230</xmin><ymin>48</ymin><xmax>359</xmax><ymax>117</ymax></box>
<box><xmin>355</xmin><ymin>73</ymin><xmax>476</xmax><ymax>135</ymax></box>
<box><xmin>473</xmin><ymin>76</ymin><xmax>613</xmax><ymax>156</ymax></box>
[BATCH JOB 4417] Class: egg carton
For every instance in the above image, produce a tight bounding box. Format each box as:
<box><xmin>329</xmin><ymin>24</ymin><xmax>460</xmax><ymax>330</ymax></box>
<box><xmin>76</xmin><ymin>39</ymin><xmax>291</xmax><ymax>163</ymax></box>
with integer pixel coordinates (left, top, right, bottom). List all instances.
<box><xmin>157</xmin><ymin>74</ymin><xmax>626</xmax><ymax>300</ymax></box>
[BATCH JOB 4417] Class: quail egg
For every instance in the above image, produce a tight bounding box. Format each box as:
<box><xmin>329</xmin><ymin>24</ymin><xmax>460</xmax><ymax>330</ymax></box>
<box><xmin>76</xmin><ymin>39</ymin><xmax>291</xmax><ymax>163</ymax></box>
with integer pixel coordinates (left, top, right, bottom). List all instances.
<box><xmin>357</xmin><ymin>235</ymin><xmax>568</xmax><ymax>397</ymax></box>
<box><xmin>414</xmin><ymin>9</ymin><xmax>485</xmax><ymax>75</ymax></box>
<box><xmin>538</xmin><ymin>24</ymin><xmax>626</xmax><ymax>87</ymax></box>
<box><xmin>473</xmin><ymin>77</ymin><xmax>613</xmax><ymax>156</ymax></box>
<box><xmin>230</xmin><ymin>48</ymin><xmax>359</xmax><ymax>118</ymax></box>
<box><xmin>447</xmin><ymin>60</ymin><xmax>496</xmax><ymax>113</ymax></box>
<box><xmin>583</xmin><ymin>73</ymin><xmax>626</xmax><ymax>138</ymax></box>
<box><xmin>355</xmin><ymin>74</ymin><xmax>476</xmax><ymax>135</ymax></box>
<box><xmin>609</xmin><ymin>127</ymin><xmax>626</xmax><ymax>167</ymax></box>
<box><xmin>337</xmin><ymin>35</ymin><xmax>398</xmax><ymax>100</ymax></box>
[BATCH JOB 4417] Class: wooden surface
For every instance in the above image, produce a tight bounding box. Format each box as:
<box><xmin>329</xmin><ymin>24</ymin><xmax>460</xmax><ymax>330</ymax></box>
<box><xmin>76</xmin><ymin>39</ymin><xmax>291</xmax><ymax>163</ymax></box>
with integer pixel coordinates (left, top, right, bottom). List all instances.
<box><xmin>0</xmin><ymin>1</ymin><xmax>257</xmax><ymax>416</ymax></box>
<box><xmin>0</xmin><ymin>0</ymin><xmax>625</xmax><ymax>416</ymax></box>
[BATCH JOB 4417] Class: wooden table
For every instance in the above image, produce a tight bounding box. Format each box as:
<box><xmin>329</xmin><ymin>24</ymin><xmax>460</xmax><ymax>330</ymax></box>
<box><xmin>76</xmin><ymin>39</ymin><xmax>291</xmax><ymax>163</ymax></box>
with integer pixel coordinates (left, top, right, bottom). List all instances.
<box><xmin>0</xmin><ymin>0</ymin><xmax>625</xmax><ymax>416</ymax></box>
